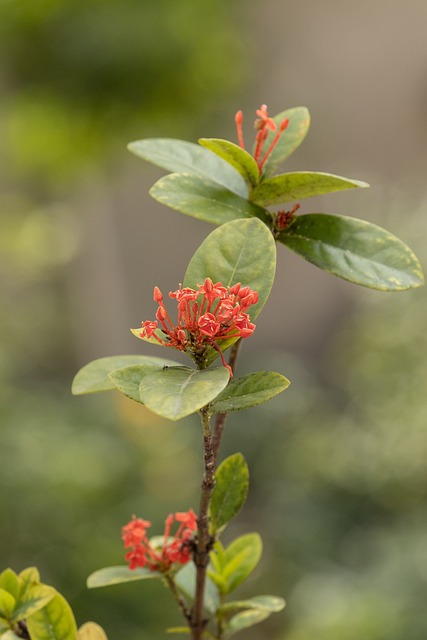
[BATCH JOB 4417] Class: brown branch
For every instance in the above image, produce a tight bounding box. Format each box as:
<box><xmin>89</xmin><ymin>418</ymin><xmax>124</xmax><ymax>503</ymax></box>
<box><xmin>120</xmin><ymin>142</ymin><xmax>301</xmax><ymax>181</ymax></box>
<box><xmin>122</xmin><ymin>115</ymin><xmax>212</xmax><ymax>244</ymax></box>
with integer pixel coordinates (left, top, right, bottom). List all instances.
<box><xmin>212</xmin><ymin>339</ymin><xmax>242</xmax><ymax>462</ymax></box>
<box><xmin>164</xmin><ymin>573</ymin><xmax>192</xmax><ymax>623</ymax></box>
<box><xmin>191</xmin><ymin>408</ymin><xmax>216</xmax><ymax>640</ymax></box>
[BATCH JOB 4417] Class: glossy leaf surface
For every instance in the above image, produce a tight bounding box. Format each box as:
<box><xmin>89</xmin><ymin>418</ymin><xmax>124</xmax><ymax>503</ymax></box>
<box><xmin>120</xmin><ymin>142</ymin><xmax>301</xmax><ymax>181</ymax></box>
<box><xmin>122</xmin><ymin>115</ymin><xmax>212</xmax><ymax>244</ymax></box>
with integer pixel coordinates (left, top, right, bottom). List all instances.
<box><xmin>198</xmin><ymin>138</ymin><xmax>260</xmax><ymax>188</ymax></box>
<box><xmin>184</xmin><ymin>218</ymin><xmax>276</xmax><ymax>321</ymax></box>
<box><xmin>87</xmin><ymin>566</ymin><xmax>160</xmax><ymax>589</ymax></box>
<box><xmin>279</xmin><ymin>213</ymin><xmax>424</xmax><ymax>290</ymax></box>
<box><xmin>26</xmin><ymin>592</ymin><xmax>77</xmax><ymax>640</ymax></box>
<box><xmin>261</xmin><ymin>106</ymin><xmax>311</xmax><ymax>177</ymax></box>
<box><xmin>108</xmin><ymin>364</ymin><xmax>167</xmax><ymax>404</ymax></box>
<box><xmin>209</xmin><ymin>371</ymin><xmax>290</xmax><ymax>414</ymax></box>
<box><xmin>128</xmin><ymin>138</ymin><xmax>248</xmax><ymax>198</ymax></box>
<box><xmin>139</xmin><ymin>366</ymin><xmax>230</xmax><ymax>421</ymax></box>
<box><xmin>252</xmin><ymin>171</ymin><xmax>368</xmax><ymax>206</ymax></box>
<box><xmin>209</xmin><ymin>454</ymin><xmax>249</xmax><ymax>533</ymax></box>
<box><xmin>150</xmin><ymin>173</ymin><xmax>269</xmax><ymax>226</ymax></box>
<box><xmin>72</xmin><ymin>355</ymin><xmax>179</xmax><ymax>395</ymax></box>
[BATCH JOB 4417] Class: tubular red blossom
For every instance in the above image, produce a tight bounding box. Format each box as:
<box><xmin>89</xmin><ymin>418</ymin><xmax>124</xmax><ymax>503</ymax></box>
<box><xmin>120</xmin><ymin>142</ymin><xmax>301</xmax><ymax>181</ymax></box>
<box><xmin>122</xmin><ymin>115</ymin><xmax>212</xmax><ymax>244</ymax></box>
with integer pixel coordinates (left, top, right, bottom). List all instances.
<box><xmin>123</xmin><ymin>510</ymin><xmax>197</xmax><ymax>573</ymax></box>
<box><xmin>235</xmin><ymin>104</ymin><xmax>290</xmax><ymax>172</ymax></box>
<box><xmin>235</xmin><ymin>110</ymin><xmax>244</xmax><ymax>149</ymax></box>
<box><xmin>136</xmin><ymin>278</ymin><xmax>258</xmax><ymax>374</ymax></box>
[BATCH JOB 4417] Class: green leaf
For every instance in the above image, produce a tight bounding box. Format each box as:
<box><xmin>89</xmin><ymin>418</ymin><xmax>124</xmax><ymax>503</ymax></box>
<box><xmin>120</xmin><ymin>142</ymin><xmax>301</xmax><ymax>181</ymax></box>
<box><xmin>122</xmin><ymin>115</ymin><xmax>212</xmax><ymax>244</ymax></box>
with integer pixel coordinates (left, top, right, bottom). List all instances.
<box><xmin>128</xmin><ymin>138</ymin><xmax>248</xmax><ymax>198</ymax></box>
<box><xmin>72</xmin><ymin>355</ymin><xmax>179</xmax><ymax>395</ymax></box>
<box><xmin>78</xmin><ymin>622</ymin><xmax>109</xmax><ymax>640</ymax></box>
<box><xmin>0</xmin><ymin>590</ymin><xmax>15</xmax><ymax>619</ymax></box>
<box><xmin>0</xmin><ymin>617</ymin><xmax>11</xmax><ymax>634</ymax></box>
<box><xmin>139</xmin><ymin>366</ymin><xmax>230</xmax><ymax>421</ymax></box>
<box><xmin>198</xmin><ymin>138</ymin><xmax>260</xmax><ymax>188</ymax></box>
<box><xmin>224</xmin><ymin>609</ymin><xmax>271</xmax><ymax>637</ymax></box>
<box><xmin>26</xmin><ymin>592</ymin><xmax>77</xmax><ymax>640</ymax></box>
<box><xmin>175</xmin><ymin>563</ymin><xmax>219</xmax><ymax>616</ymax></box>
<box><xmin>261</xmin><ymin>106</ymin><xmax>311</xmax><ymax>178</ymax></box>
<box><xmin>279</xmin><ymin>213</ymin><xmax>424</xmax><ymax>291</ymax></box>
<box><xmin>222</xmin><ymin>533</ymin><xmax>262</xmax><ymax>593</ymax></box>
<box><xmin>87</xmin><ymin>566</ymin><xmax>161</xmax><ymax>589</ymax></box>
<box><xmin>251</xmin><ymin>171</ymin><xmax>369</xmax><ymax>207</ymax></box>
<box><xmin>184</xmin><ymin>218</ymin><xmax>276</xmax><ymax>322</ymax></box>
<box><xmin>107</xmin><ymin>364</ymin><xmax>171</xmax><ymax>404</ymax></box>
<box><xmin>0</xmin><ymin>571</ymin><xmax>19</xmax><ymax>602</ymax></box>
<box><xmin>150</xmin><ymin>173</ymin><xmax>270</xmax><ymax>226</ymax></box>
<box><xmin>12</xmin><ymin>585</ymin><xmax>56</xmax><ymax>623</ymax></box>
<box><xmin>209</xmin><ymin>454</ymin><xmax>249</xmax><ymax>533</ymax></box>
<box><xmin>209</xmin><ymin>371</ymin><xmax>290</xmax><ymax>414</ymax></box>
<box><xmin>17</xmin><ymin>567</ymin><xmax>40</xmax><ymax>600</ymax></box>
<box><xmin>165</xmin><ymin>627</ymin><xmax>190</xmax><ymax>635</ymax></box>
<box><xmin>219</xmin><ymin>595</ymin><xmax>286</xmax><ymax>616</ymax></box>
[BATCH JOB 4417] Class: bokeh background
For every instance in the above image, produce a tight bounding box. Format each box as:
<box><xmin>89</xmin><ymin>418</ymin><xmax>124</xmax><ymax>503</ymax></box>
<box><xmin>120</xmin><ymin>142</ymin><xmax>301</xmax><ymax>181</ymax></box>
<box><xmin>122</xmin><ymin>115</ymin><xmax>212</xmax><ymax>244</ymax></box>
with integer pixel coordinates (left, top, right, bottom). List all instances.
<box><xmin>1</xmin><ymin>1</ymin><xmax>427</xmax><ymax>639</ymax></box>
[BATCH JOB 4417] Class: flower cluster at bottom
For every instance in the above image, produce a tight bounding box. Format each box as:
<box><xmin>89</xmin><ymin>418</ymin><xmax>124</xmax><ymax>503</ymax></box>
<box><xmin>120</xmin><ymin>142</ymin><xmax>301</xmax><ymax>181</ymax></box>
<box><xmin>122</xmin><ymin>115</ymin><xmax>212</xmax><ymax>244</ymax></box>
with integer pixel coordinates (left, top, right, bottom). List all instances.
<box><xmin>122</xmin><ymin>510</ymin><xmax>198</xmax><ymax>572</ymax></box>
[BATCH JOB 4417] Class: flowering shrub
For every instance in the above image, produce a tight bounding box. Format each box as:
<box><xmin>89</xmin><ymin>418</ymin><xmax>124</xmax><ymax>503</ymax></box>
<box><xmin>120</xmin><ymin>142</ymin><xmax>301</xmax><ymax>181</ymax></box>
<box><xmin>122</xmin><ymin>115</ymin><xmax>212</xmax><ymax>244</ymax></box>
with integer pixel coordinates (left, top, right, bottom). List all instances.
<box><xmin>1</xmin><ymin>105</ymin><xmax>423</xmax><ymax>640</ymax></box>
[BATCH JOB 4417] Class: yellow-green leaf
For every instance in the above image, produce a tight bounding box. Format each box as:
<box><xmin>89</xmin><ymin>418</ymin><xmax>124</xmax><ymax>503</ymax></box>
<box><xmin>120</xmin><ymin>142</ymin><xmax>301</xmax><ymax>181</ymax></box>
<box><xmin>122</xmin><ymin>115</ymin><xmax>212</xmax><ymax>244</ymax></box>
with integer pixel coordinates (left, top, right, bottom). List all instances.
<box><xmin>26</xmin><ymin>592</ymin><xmax>77</xmax><ymax>640</ymax></box>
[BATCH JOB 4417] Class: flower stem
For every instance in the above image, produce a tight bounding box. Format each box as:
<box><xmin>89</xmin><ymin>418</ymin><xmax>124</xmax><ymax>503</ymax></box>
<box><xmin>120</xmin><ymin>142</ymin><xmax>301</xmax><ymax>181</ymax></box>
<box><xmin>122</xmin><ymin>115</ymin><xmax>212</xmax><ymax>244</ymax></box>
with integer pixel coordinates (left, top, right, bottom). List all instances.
<box><xmin>191</xmin><ymin>408</ymin><xmax>216</xmax><ymax>640</ymax></box>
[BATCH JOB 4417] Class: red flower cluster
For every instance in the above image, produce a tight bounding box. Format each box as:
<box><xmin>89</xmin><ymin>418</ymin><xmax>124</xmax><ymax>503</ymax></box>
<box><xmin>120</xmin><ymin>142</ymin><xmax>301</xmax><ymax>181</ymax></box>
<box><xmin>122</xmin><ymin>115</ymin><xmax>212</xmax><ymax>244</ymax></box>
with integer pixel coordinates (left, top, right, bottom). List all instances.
<box><xmin>122</xmin><ymin>510</ymin><xmax>198</xmax><ymax>572</ymax></box>
<box><xmin>235</xmin><ymin>104</ymin><xmax>289</xmax><ymax>172</ymax></box>
<box><xmin>139</xmin><ymin>278</ymin><xmax>258</xmax><ymax>375</ymax></box>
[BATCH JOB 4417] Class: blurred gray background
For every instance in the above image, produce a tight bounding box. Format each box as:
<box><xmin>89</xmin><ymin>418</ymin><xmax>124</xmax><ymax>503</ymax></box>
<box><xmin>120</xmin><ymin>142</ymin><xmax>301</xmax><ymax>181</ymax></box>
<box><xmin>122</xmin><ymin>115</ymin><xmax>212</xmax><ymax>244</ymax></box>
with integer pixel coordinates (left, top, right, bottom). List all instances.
<box><xmin>1</xmin><ymin>2</ymin><xmax>426</xmax><ymax>639</ymax></box>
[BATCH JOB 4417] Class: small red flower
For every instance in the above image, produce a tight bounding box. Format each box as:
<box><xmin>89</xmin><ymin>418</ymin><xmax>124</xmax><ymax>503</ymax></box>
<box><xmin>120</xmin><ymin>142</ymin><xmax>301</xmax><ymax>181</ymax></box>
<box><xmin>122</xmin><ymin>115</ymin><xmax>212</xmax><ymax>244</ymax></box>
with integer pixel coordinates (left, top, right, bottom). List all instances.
<box><xmin>235</xmin><ymin>104</ymin><xmax>289</xmax><ymax>172</ymax></box>
<box><xmin>136</xmin><ymin>278</ymin><xmax>258</xmax><ymax>376</ymax></box>
<box><xmin>122</xmin><ymin>510</ymin><xmax>198</xmax><ymax>573</ymax></box>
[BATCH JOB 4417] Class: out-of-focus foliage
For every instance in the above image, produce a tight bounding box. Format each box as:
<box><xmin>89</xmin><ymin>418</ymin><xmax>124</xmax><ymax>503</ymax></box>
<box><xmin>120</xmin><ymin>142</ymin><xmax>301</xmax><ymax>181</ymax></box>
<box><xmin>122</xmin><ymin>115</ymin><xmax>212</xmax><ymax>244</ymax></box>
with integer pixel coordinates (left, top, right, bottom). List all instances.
<box><xmin>0</xmin><ymin>0</ymin><xmax>246</xmax><ymax>189</ymax></box>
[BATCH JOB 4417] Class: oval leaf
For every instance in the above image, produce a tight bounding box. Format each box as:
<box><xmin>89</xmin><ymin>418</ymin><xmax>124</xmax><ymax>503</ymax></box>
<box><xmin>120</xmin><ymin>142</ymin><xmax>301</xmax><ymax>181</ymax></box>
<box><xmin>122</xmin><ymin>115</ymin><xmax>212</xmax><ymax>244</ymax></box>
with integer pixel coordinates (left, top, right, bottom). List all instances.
<box><xmin>209</xmin><ymin>371</ymin><xmax>290</xmax><ymax>415</ymax></box>
<box><xmin>0</xmin><ymin>570</ymin><xmax>19</xmax><ymax>601</ymax></box>
<box><xmin>128</xmin><ymin>138</ymin><xmax>248</xmax><ymax>198</ymax></box>
<box><xmin>261</xmin><ymin>106</ymin><xmax>311</xmax><ymax>178</ymax></box>
<box><xmin>0</xmin><ymin>589</ymin><xmax>15</xmax><ymax>619</ymax></box>
<box><xmin>87</xmin><ymin>566</ymin><xmax>160</xmax><ymax>589</ymax></box>
<box><xmin>139</xmin><ymin>366</ymin><xmax>230</xmax><ymax>421</ymax></box>
<box><xmin>222</xmin><ymin>533</ymin><xmax>262</xmax><ymax>593</ymax></box>
<box><xmin>184</xmin><ymin>218</ymin><xmax>276</xmax><ymax>321</ymax></box>
<box><xmin>251</xmin><ymin>171</ymin><xmax>369</xmax><ymax>207</ymax></box>
<box><xmin>225</xmin><ymin>609</ymin><xmax>271</xmax><ymax>636</ymax></box>
<box><xmin>198</xmin><ymin>138</ymin><xmax>260</xmax><ymax>188</ymax></box>
<box><xmin>78</xmin><ymin>622</ymin><xmax>109</xmax><ymax>640</ymax></box>
<box><xmin>72</xmin><ymin>355</ymin><xmax>179</xmax><ymax>395</ymax></box>
<box><xmin>26</xmin><ymin>592</ymin><xmax>77</xmax><ymax>640</ymax></box>
<box><xmin>209</xmin><ymin>454</ymin><xmax>249</xmax><ymax>533</ymax></box>
<box><xmin>279</xmin><ymin>213</ymin><xmax>424</xmax><ymax>291</ymax></box>
<box><xmin>220</xmin><ymin>595</ymin><xmax>286</xmax><ymax>615</ymax></box>
<box><xmin>150</xmin><ymin>173</ymin><xmax>269</xmax><ymax>226</ymax></box>
<box><xmin>108</xmin><ymin>364</ymin><xmax>169</xmax><ymax>404</ymax></box>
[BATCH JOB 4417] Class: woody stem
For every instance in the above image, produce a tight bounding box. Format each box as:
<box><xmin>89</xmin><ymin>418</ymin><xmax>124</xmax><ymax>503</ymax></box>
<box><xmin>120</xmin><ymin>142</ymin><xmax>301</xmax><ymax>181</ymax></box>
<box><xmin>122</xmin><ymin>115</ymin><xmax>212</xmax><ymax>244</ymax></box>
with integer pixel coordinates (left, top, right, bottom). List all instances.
<box><xmin>191</xmin><ymin>408</ymin><xmax>216</xmax><ymax>640</ymax></box>
<box><xmin>212</xmin><ymin>339</ymin><xmax>242</xmax><ymax>462</ymax></box>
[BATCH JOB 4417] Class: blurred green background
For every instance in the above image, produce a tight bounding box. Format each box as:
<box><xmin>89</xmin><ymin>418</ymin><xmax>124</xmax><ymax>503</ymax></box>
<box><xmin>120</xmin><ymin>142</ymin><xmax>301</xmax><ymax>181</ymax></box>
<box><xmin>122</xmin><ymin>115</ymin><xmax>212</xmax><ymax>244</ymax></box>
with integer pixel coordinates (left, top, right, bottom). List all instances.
<box><xmin>1</xmin><ymin>1</ymin><xmax>426</xmax><ymax>639</ymax></box>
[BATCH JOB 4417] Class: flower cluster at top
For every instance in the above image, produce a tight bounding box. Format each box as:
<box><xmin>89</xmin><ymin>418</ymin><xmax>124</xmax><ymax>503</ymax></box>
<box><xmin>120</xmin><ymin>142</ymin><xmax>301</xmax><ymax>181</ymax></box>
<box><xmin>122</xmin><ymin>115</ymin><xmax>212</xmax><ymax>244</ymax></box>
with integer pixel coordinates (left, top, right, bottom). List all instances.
<box><xmin>139</xmin><ymin>278</ymin><xmax>258</xmax><ymax>375</ymax></box>
<box><xmin>122</xmin><ymin>510</ymin><xmax>198</xmax><ymax>572</ymax></box>
<box><xmin>235</xmin><ymin>104</ymin><xmax>289</xmax><ymax>173</ymax></box>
